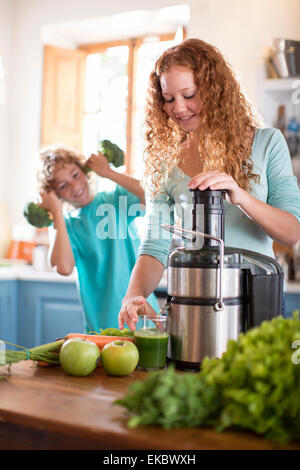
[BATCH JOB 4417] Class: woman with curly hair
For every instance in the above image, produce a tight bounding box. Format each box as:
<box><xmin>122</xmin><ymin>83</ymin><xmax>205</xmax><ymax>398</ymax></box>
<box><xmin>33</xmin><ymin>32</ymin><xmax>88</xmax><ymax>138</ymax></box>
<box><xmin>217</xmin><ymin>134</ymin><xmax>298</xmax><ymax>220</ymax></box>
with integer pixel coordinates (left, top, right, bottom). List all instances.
<box><xmin>119</xmin><ymin>38</ymin><xmax>300</xmax><ymax>330</ymax></box>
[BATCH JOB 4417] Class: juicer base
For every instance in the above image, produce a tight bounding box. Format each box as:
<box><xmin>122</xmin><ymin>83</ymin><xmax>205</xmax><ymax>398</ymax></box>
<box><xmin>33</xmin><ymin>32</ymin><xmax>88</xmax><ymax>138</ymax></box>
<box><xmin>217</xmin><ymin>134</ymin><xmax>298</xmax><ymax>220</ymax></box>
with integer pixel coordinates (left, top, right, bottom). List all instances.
<box><xmin>167</xmin><ymin>357</ymin><xmax>200</xmax><ymax>372</ymax></box>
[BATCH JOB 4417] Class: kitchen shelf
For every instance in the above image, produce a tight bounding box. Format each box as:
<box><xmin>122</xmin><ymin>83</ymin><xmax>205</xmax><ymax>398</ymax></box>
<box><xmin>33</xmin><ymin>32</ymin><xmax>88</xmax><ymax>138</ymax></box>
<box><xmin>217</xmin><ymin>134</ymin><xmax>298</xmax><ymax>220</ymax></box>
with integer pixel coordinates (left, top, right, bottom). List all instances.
<box><xmin>258</xmin><ymin>77</ymin><xmax>300</xmax><ymax>133</ymax></box>
<box><xmin>263</xmin><ymin>77</ymin><xmax>300</xmax><ymax>92</ymax></box>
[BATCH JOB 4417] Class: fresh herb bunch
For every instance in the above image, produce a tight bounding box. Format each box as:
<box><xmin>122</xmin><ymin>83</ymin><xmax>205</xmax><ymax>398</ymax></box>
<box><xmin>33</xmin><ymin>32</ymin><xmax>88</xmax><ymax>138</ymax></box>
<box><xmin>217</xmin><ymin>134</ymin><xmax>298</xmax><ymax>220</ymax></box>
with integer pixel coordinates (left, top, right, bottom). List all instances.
<box><xmin>115</xmin><ymin>314</ymin><xmax>300</xmax><ymax>444</ymax></box>
<box><xmin>115</xmin><ymin>365</ymin><xmax>219</xmax><ymax>430</ymax></box>
<box><xmin>86</xmin><ymin>328</ymin><xmax>134</xmax><ymax>338</ymax></box>
<box><xmin>23</xmin><ymin>202</ymin><xmax>52</xmax><ymax>228</ymax></box>
<box><xmin>99</xmin><ymin>327</ymin><xmax>134</xmax><ymax>338</ymax></box>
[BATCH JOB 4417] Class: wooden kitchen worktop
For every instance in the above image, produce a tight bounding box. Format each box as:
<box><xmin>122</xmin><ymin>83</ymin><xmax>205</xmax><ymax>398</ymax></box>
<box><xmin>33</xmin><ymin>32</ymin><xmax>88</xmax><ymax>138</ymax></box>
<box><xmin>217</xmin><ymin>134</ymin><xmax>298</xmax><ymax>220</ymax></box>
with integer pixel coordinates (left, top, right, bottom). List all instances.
<box><xmin>0</xmin><ymin>361</ymin><xmax>299</xmax><ymax>450</ymax></box>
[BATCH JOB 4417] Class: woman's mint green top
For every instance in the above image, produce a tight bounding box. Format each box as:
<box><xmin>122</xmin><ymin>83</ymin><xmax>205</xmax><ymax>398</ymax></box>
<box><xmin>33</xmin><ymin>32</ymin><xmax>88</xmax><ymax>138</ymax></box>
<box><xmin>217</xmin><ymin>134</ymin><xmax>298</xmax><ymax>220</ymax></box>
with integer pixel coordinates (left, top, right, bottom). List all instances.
<box><xmin>64</xmin><ymin>185</ymin><xmax>159</xmax><ymax>332</ymax></box>
<box><xmin>139</xmin><ymin>128</ymin><xmax>300</xmax><ymax>265</ymax></box>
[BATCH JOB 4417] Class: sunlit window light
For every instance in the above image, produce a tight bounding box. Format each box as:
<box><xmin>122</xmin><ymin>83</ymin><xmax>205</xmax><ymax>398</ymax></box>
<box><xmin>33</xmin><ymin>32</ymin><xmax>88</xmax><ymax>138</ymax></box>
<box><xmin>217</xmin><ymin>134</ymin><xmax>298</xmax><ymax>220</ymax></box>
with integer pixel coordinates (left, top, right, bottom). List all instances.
<box><xmin>82</xmin><ymin>28</ymin><xmax>187</xmax><ymax>183</ymax></box>
<box><xmin>174</xmin><ymin>25</ymin><xmax>184</xmax><ymax>44</ymax></box>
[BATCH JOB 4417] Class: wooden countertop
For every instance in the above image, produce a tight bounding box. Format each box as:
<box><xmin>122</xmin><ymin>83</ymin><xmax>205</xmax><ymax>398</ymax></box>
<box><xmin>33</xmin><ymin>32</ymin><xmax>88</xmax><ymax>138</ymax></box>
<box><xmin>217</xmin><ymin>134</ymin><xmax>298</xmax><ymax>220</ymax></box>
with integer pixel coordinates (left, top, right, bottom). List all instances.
<box><xmin>0</xmin><ymin>361</ymin><xmax>299</xmax><ymax>450</ymax></box>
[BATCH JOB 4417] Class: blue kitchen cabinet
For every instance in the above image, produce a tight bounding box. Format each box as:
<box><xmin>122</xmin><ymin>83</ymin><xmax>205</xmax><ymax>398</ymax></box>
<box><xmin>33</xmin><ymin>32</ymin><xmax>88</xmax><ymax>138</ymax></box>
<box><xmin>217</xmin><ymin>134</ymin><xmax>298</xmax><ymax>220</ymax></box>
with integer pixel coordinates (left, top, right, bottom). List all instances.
<box><xmin>285</xmin><ymin>293</ymin><xmax>300</xmax><ymax>318</ymax></box>
<box><xmin>0</xmin><ymin>280</ymin><xmax>18</xmax><ymax>348</ymax></box>
<box><xmin>18</xmin><ymin>281</ymin><xmax>85</xmax><ymax>348</ymax></box>
<box><xmin>2</xmin><ymin>278</ymin><xmax>299</xmax><ymax>351</ymax></box>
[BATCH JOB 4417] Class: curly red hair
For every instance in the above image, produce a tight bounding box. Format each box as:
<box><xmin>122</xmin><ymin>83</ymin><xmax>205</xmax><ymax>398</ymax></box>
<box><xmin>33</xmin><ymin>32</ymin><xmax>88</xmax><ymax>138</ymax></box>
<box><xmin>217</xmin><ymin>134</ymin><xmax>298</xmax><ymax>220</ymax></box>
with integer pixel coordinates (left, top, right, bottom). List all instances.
<box><xmin>143</xmin><ymin>38</ymin><xmax>261</xmax><ymax>196</ymax></box>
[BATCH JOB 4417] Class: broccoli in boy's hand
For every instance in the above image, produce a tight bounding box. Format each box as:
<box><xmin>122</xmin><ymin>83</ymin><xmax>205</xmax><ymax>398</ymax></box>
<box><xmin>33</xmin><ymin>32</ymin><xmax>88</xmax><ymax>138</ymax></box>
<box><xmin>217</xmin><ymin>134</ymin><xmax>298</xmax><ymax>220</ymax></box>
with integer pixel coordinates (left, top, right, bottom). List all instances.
<box><xmin>99</xmin><ymin>140</ymin><xmax>124</xmax><ymax>168</ymax></box>
<box><xmin>23</xmin><ymin>202</ymin><xmax>52</xmax><ymax>228</ymax></box>
<box><xmin>83</xmin><ymin>140</ymin><xmax>125</xmax><ymax>174</ymax></box>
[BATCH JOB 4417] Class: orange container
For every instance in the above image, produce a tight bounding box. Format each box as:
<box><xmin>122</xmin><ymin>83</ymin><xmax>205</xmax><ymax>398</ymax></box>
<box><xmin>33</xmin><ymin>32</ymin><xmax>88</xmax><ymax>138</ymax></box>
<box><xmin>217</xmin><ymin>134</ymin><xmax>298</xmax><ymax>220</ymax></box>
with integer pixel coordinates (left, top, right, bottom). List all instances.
<box><xmin>7</xmin><ymin>240</ymin><xmax>36</xmax><ymax>263</ymax></box>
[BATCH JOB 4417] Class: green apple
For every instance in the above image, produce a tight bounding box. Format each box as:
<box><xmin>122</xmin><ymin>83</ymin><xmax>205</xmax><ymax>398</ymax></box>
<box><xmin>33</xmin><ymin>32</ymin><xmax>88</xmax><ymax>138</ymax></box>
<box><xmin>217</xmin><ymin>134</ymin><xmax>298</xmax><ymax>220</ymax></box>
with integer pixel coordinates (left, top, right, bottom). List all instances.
<box><xmin>59</xmin><ymin>338</ymin><xmax>100</xmax><ymax>376</ymax></box>
<box><xmin>101</xmin><ymin>340</ymin><xmax>139</xmax><ymax>376</ymax></box>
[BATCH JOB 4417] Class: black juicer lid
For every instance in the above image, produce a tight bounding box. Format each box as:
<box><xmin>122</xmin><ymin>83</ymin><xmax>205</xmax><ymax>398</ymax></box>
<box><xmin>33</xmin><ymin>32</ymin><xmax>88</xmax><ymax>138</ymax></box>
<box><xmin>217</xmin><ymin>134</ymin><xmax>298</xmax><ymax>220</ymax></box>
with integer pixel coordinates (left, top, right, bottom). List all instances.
<box><xmin>190</xmin><ymin>188</ymin><xmax>226</xmax><ymax>205</ymax></box>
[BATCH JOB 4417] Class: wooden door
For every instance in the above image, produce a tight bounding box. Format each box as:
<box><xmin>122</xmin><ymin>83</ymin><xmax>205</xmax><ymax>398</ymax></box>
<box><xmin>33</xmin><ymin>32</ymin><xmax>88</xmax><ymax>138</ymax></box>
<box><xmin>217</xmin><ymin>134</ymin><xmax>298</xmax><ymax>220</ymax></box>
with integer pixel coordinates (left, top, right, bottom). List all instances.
<box><xmin>41</xmin><ymin>45</ymin><xmax>86</xmax><ymax>152</ymax></box>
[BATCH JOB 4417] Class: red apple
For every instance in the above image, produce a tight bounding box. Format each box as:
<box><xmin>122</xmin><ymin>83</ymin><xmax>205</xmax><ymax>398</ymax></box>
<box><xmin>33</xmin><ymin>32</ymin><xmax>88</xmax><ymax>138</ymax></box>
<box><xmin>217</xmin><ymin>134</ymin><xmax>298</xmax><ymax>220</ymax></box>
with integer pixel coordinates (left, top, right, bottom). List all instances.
<box><xmin>101</xmin><ymin>340</ymin><xmax>139</xmax><ymax>376</ymax></box>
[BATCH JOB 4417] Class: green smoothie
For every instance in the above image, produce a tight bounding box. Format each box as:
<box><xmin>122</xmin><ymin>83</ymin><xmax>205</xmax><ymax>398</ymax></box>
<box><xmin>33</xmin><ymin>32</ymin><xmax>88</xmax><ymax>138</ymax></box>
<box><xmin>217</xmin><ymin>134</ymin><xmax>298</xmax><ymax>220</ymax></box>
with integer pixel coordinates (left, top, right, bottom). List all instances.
<box><xmin>134</xmin><ymin>328</ymin><xmax>169</xmax><ymax>370</ymax></box>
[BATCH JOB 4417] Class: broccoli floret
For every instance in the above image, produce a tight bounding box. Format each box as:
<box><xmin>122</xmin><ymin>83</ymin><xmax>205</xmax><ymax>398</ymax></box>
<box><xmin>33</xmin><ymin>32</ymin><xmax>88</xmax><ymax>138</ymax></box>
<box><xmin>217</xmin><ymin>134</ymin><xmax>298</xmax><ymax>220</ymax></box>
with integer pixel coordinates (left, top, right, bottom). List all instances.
<box><xmin>23</xmin><ymin>202</ymin><xmax>52</xmax><ymax>228</ymax></box>
<box><xmin>83</xmin><ymin>140</ymin><xmax>125</xmax><ymax>173</ymax></box>
<box><xmin>99</xmin><ymin>140</ymin><xmax>124</xmax><ymax>167</ymax></box>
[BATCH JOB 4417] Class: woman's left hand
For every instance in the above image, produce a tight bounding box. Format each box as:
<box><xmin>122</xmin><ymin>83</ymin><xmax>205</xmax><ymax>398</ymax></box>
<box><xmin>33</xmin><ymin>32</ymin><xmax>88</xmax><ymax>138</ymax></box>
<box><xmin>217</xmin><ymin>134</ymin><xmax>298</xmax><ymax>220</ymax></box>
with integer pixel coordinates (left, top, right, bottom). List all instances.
<box><xmin>188</xmin><ymin>170</ymin><xmax>244</xmax><ymax>205</ymax></box>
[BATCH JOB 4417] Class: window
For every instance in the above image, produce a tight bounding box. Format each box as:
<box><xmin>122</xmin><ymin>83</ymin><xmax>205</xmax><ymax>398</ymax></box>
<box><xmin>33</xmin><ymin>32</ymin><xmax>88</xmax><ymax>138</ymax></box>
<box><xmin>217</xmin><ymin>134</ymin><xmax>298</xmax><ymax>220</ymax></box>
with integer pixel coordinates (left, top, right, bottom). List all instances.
<box><xmin>80</xmin><ymin>32</ymin><xmax>185</xmax><ymax>178</ymax></box>
<box><xmin>82</xmin><ymin>45</ymin><xmax>129</xmax><ymax>165</ymax></box>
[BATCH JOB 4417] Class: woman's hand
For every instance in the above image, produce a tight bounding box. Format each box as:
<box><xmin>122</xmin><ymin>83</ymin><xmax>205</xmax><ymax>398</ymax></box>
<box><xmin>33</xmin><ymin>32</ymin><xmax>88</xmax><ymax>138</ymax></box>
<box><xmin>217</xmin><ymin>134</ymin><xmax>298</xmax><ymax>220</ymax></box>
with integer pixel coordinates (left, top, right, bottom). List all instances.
<box><xmin>188</xmin><ymin>170</ymin><xmax>244</xmax><ymax>205</ymax></box>
<box><xmin>86</xmin><ymin>152</ymin><xmax>112</xmax><ymax>178</ymax></box>
<box><xmin>39</xmin><ymin>190</ymin><xmax>63</xmax><ymax>216</ymax></box>
<box><xmin>188</xmin><ymin>170</ymin><xmax>300</xmax><ymax>246</ymax></box>
<box><xmin>118</xmin><ymin>296</ymin><xmax>157</xmax><ymax>331</ymax></box>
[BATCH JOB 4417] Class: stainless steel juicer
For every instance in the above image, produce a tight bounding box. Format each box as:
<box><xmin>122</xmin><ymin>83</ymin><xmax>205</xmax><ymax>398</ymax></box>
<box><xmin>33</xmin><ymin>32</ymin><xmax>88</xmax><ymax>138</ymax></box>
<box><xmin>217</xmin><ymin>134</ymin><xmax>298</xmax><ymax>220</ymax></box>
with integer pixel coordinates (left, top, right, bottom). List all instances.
<box><xmin>162</xmin><ymin>189</ymin><xmax>283</xmax><ymax>369</ymax></box>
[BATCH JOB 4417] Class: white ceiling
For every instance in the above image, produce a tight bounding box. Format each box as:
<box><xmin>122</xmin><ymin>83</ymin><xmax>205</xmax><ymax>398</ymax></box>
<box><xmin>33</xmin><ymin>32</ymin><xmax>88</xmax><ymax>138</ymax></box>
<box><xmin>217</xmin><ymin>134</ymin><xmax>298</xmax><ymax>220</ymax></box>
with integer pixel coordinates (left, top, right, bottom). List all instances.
<box><xmin>42</xmin><ymin>5</ymin><xmax>190</xmax><ymax>47</ymax></box>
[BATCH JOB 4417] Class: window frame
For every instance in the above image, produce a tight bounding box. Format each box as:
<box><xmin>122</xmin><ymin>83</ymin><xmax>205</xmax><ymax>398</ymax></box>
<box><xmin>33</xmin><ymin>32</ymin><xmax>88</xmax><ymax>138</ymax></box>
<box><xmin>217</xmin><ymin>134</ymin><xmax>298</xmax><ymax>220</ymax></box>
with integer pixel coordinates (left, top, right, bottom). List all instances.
<box><xmin>78</xmin><ymin>32</ymin><xmax>185</xmax><ymax>174</ymax></box>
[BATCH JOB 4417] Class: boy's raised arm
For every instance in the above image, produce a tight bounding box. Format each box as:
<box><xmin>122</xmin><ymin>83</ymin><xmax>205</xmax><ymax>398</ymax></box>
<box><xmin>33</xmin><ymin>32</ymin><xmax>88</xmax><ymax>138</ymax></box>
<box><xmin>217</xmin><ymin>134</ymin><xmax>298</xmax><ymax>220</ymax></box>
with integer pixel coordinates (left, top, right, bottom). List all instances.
<box><xmin>40</xmin><ymin>190</ymin><xmax>75</xmax><ymax>276</ymax></box>
<box><xmin>86</xmin><ymin>153</ymin><xmax>145</xmax><ymax>204</ymax></box>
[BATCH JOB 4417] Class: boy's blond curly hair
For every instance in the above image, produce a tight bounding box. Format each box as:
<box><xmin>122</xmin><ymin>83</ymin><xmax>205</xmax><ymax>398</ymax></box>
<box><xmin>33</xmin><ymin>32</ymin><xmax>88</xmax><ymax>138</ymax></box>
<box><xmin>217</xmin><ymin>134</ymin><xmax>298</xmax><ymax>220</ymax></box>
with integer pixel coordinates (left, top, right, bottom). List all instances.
<box><xmin>38</xmin><ymin>144</ymin><xmax>90</xmax><ymax>192</ymax></box>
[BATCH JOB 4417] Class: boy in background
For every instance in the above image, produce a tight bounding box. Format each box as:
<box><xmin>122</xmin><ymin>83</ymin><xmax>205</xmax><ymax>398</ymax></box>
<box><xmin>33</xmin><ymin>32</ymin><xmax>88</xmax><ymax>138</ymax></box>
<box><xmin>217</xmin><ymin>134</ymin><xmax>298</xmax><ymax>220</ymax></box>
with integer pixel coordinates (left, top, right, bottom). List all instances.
<box><xmin>38</xmin><ymin>145</ymin><xmax>158</xmax><ymax>332</ymax></box>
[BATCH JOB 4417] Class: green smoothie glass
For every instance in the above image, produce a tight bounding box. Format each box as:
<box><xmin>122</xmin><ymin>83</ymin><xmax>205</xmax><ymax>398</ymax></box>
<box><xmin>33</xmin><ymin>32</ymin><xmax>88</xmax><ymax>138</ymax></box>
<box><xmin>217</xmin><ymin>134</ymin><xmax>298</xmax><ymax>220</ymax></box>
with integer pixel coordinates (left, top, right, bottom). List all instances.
<box><xmin>134</xmin><ymin>315</ymin><xmax>169</xmax><ymax>370</ymax></box>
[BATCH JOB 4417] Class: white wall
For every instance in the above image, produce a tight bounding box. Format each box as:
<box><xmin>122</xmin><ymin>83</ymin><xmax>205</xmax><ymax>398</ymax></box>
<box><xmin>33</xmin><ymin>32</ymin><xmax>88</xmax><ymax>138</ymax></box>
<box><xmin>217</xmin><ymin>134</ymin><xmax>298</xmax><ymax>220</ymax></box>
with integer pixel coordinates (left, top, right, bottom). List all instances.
<box><xmin>0</xmin><ymin>0</ymin><xmax>14</xmax><ymax>202</ymax></box>
<box><xmin>189</xmin><ymin>0</ymin><xmax>300</xmax><ymax>111</ymax></box>
<box><xmin>0</xmin><ymin>0</ymin><xmax>15</xmax><ymax>256</ymax></box>
<box><xmin>2</xmin><ymin>0</ymin><xmax>300</xmax><ymax>236</ymax></box>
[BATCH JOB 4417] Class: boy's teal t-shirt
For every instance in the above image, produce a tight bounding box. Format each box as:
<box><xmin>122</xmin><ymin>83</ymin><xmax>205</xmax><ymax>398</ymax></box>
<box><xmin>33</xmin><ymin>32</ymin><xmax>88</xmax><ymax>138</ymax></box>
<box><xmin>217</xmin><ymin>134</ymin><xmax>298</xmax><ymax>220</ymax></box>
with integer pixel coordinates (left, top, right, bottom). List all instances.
<box><xmin>64</xmin><ymin>185</ymin><xmax>159</xmax><ymax>332</ymax></box>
